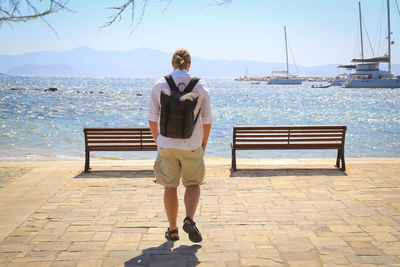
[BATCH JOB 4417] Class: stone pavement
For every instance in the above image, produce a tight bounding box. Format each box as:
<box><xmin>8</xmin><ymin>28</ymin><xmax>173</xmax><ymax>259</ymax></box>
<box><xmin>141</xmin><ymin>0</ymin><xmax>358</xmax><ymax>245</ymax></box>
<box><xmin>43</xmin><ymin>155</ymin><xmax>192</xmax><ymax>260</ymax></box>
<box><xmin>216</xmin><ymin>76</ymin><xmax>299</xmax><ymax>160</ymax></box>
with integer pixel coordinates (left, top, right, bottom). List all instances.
<box><xmin>0</xmin><ymin>158</ymin><xmax>400</xmax><ymax>267</ymax></box>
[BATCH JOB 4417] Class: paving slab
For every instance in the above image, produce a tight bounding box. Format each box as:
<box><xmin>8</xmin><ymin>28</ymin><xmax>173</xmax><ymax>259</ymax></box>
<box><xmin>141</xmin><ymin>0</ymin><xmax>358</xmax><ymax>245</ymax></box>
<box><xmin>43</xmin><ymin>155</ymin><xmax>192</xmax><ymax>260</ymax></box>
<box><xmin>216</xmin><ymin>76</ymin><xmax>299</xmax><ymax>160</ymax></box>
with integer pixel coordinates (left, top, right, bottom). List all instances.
<box><xmin>0</xmin><ymin>158</ymin><xmax>399</xmax><ymax>266</ymax></box>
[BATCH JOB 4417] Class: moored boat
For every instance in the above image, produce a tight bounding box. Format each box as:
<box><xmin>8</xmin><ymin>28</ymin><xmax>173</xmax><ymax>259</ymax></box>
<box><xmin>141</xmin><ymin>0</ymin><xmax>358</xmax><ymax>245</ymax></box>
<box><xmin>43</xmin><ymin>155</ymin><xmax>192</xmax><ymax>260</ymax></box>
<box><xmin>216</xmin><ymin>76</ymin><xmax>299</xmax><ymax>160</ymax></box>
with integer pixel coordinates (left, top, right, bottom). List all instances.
<box><xmin>341</xmin><ymin>0</ymin><xmax>400</xmax><ymax>88</ymax></box>
<box><xmin>267</xmin><ymin>26</ymin><xmax>303</xmax><ymax>85</ymax></box>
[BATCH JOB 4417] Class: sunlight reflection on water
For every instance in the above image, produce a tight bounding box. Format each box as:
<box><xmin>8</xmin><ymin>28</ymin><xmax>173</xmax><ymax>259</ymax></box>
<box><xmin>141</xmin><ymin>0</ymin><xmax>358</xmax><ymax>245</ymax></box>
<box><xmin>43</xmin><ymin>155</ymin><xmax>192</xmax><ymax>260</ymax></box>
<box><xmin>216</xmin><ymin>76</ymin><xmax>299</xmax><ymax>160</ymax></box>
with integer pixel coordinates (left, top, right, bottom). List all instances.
<box><xmin>0</xmin><ymin>76</ymin><xmax>399</xmax><ymax>160</ymax></box>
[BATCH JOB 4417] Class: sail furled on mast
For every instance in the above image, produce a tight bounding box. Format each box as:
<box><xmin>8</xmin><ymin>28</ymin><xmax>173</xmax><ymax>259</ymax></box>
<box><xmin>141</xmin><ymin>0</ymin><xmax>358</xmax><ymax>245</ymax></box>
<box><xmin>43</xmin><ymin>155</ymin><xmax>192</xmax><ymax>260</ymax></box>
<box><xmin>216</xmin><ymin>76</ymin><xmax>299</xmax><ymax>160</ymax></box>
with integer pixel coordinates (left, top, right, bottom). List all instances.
<box><xmin>338</xmin><ymin>64</ymin><xmax>357</xmax><ymax>69</ymax></box>
<box><xmin>351</xmin><ymin>56</ymin><xmax>390</xmax><ymax>63</ymax></box>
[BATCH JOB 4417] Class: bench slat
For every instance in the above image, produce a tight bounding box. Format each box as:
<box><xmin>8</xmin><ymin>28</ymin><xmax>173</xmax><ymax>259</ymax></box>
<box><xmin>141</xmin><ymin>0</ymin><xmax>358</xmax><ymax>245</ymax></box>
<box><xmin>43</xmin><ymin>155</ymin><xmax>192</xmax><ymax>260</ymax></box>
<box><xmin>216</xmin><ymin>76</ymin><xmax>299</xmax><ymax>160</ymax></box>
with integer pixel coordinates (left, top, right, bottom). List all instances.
<box><xmin>84</xmin><ymin>127</ymin><xmax>150</xmax><ymax>130</ymax></box>
<box><xmin>235</xmin><ymin>138</ymin><xmax>344</xmax><ymax>142</ymax></box>
<box><xmin>235</xmin><ymin>143</ymin><xmax>342</xmax><ymax>149</ymax></box>
<box><xmin>235</xmin><ymin>129</ymin><xmax>345</xmax><ymax>134</ymax></box>
<box><xmin>88</xmin><ymin>145</ymin><xmax>157</xmax><ymax>150</ymax></box>
<box><xmin>85</xmin><ymin>131</ymin><xmax>152</xmax><ymax>135</ymax></box>
<box><xmin>89</xmin><ymin>148</ymin><xmax>157</xmax><ymax>151</ymax></box>
<box><xmin>235</xmin><ymin>133</ymin><xmax>344</xmax><ymax>138</ymax></box>
<box><xmin>234</xmin><ymin>125</ymin><xmax>346</xmax><ymax>130</ymax></box>
<box><xmin>87</xmin><ymin>135</ymin><xmax>153</xmax><ymax>139</ymax></box>
<box><xmin>87</xmin><ymin>140</ymin><xmax>156</xmax><ymax>143</ymax></box>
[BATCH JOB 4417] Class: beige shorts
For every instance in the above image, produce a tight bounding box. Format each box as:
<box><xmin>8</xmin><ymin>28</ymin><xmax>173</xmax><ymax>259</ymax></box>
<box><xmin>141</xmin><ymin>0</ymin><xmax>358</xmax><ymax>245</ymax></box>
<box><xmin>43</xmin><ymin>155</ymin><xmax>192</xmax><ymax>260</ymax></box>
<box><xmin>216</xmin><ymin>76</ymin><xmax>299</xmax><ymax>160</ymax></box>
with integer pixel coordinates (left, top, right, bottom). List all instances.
<box><xmin>154</xmin><ymin>146</ymin><xmax>205</xmax><ymax>187</ymax></box>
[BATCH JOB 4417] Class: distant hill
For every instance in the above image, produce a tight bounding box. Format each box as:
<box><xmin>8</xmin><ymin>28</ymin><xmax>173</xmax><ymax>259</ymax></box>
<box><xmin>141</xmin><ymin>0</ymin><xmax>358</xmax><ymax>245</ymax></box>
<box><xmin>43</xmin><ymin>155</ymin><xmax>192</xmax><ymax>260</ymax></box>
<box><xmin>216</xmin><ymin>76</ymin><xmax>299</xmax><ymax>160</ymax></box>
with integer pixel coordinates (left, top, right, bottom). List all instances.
<box><xmin>1</xmin><ymin>47</ymin><xmax>399</xmax><ymax>78</ymax></box>
<box><xmin>6</xmin><ymin>64</ymin><xmax>90</xmax><ymax>77</ymax></box>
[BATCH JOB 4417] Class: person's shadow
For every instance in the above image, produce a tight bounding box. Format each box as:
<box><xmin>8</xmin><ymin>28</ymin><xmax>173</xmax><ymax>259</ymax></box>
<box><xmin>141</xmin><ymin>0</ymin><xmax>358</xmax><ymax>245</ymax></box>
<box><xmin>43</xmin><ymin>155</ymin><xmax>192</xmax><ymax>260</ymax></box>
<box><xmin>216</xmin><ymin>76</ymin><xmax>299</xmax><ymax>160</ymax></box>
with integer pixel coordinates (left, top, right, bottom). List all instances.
<box><xmin>124</xmin><ymin>241</ymin><xmax>201</xmax><ymax>267</ymax></box>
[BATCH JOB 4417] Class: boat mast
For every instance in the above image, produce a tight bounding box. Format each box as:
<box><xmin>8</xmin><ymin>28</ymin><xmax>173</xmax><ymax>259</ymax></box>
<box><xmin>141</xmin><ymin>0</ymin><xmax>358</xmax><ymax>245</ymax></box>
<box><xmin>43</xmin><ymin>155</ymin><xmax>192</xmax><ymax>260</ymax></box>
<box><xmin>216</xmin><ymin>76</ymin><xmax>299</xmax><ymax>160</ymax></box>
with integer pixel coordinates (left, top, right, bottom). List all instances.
<box><xmin>284</xmin><ymin>26</ymin><xmax>289</xmax><ymax>76</ymax></box>
<box><xmin>358</xmin><ymin>2</ymin><xmax>364</xmax><ymax>61</ymax></box>
<box><xmin>387</xmin><ymin>0</ymin><xmax>392</xmax><ymax>73</ymax></box>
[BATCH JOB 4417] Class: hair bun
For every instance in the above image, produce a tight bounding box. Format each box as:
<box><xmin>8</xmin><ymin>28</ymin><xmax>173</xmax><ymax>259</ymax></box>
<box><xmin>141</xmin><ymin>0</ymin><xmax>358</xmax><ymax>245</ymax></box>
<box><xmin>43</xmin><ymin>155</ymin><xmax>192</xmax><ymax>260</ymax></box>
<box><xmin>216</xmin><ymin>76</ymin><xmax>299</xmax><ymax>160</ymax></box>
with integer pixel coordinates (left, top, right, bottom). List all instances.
<box><xmin>172</xmin><ymin>49</ymin><xmax>191</xmax><ymax>70</ymax></box>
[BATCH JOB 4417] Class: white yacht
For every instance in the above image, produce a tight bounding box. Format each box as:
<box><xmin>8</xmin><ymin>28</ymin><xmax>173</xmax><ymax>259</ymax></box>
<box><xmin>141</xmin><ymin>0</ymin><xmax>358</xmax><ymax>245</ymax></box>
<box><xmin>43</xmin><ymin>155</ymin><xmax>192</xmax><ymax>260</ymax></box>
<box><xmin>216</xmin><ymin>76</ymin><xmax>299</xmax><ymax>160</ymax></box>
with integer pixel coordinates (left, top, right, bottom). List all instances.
<box><xmin>341</xmin><ymin>0</ymin><xmax>400</xmax><ymax>88</ymax></box>
<box><xmin>343</xmin><ymin>59</ymin><xmax>400</xmax><ymax>88</ymax></box>
<box><xmin>268</xmin><ymin>71</ymin><xmax>302</xmax><ymax>85</ymax></box>
<box><xmin>268</xmin><ymin>26</ymin><xmax>302</xmax><ymax>85</ymax></box>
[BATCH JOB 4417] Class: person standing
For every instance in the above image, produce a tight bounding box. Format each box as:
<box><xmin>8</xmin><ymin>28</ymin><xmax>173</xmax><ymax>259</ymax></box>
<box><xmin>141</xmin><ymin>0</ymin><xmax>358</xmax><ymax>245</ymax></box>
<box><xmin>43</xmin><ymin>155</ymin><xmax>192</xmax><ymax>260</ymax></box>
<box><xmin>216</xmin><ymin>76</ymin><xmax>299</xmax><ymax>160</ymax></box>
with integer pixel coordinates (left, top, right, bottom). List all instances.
<box><xmin>148</xmin><ymin>48</ymin><xmax>212</xmax><ymax>242</ymax></box>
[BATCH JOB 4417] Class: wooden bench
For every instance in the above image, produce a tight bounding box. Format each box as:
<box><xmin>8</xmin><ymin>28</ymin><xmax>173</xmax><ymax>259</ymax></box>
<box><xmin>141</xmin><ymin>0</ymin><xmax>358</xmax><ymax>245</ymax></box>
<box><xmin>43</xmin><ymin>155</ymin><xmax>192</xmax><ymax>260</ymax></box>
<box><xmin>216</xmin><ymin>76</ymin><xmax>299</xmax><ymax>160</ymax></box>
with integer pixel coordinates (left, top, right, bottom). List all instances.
<box><xmin>83</xmin><ymin>127</ymin><xmax>157</xmax><ymax>172</ymax></box>
<box><xmin>231</xmin><ymin>125</ymin><xmax>347</xmax><ymax>171</ymax></box>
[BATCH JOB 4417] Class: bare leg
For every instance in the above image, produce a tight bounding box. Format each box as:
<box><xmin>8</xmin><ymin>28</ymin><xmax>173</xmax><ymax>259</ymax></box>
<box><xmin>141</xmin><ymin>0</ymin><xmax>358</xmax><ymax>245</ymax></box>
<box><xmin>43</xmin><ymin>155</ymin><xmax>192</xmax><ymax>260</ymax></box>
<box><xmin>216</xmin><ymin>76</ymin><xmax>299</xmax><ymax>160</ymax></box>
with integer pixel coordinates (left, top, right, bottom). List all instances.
<box><xmin>184</xmin><ymin>185</ymin><xmax>200</xmax><ymax>219</ymax></box>
<box><xmin>164</xmin><ymin>186</ymin><xmax>178</xmax><ymax>230</ymax></box>
<box><xmin>183</xmin><ymin>185</ymin><xmax>202</xmax><ymax>242</ymax></box>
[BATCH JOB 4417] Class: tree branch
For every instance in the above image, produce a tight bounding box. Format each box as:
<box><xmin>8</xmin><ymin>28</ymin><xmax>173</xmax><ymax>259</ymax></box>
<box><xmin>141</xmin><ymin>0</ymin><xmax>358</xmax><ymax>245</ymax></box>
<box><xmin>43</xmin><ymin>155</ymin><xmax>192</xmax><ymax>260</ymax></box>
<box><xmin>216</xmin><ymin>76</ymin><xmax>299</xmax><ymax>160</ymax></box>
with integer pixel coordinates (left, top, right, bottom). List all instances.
<box><xmin>101</xmin><ymin>0</ymin><xmax>149</xmax><ymax>35</ymax></box>
<box><xmin>0</xmin><ymin>0</ymin><xmax>70</xmax><ymax>23</ymax></box>
<box><xmin>0</xmin><ymin>0</ymin><xmax>232</xmax><ymax>36</ymax></box>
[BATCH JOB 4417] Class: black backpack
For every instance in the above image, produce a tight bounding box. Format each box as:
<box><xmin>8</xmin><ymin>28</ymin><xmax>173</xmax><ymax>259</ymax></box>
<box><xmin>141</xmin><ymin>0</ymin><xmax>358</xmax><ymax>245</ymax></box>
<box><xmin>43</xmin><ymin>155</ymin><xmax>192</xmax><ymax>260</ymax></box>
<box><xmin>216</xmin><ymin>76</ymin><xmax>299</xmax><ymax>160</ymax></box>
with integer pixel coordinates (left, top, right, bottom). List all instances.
<box><xmin>160</xmin><ymin>75</ymin><xmax>201</xmax><ymax>139</ymax></box>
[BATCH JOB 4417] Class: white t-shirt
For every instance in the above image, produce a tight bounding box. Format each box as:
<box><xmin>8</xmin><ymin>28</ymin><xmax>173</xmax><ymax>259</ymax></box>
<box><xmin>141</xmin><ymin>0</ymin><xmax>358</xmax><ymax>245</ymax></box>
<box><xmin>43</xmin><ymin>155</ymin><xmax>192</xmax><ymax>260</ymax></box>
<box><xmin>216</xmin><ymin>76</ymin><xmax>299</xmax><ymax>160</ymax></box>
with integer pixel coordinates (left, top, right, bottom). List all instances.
<box><xmin>148</xmin><ymin>69</ymin><xmax>212</xmax><ymax>150</ymax></box>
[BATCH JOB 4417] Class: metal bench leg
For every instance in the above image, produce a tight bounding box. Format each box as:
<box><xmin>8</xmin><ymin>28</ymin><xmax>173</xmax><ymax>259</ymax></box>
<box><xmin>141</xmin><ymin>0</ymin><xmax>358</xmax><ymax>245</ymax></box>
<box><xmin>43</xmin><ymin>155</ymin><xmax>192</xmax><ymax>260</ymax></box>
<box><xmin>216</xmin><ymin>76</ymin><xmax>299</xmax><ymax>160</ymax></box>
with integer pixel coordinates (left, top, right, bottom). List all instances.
<box><xmin>231</xmin><ymin>144</ymin><xmax>236</xmax><ymax>171</ymax></box>
<box><xmin>336</xmin><ymin>149</ymin><xmax>340</xmax><ymax>168</ymax></box>
<box><xmin>85</xmin><ymin>150</ymin><xmax>90</xmax><ymax>173</ymax></box>
<box><xmin>341</xmin><ymin>149</ymin><xmax>346</xmax><ymax>171</ymax></box>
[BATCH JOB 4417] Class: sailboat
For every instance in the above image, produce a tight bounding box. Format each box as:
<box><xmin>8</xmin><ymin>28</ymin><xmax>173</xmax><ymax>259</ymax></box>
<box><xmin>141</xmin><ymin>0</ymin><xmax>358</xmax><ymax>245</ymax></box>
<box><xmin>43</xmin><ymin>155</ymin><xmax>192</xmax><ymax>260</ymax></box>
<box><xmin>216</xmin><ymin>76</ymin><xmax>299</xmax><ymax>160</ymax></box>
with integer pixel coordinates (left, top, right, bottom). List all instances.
<box><xmin>268</xmin><ymin>26</ymin><xmax>302</xmax><ymax>85</ymax></box>
<box><xmin>340</xmin><ymin>0</ymin><xmax>400</xmax><ymax>88</ymax></box>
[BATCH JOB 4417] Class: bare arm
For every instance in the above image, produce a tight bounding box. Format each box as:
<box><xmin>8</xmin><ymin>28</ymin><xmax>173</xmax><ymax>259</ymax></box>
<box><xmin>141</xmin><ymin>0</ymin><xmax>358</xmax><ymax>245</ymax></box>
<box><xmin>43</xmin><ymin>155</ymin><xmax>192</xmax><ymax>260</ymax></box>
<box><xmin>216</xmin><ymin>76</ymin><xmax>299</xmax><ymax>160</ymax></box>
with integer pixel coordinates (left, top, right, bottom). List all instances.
<box><xmin>202</xmin><ymin>123</ymin><xmax>212</xmax><ymax>151</ymax></box>
<box><xmin>148</xmin><ymin>120</ymin><xmax>159</xmax><ymax>144</ymax></box>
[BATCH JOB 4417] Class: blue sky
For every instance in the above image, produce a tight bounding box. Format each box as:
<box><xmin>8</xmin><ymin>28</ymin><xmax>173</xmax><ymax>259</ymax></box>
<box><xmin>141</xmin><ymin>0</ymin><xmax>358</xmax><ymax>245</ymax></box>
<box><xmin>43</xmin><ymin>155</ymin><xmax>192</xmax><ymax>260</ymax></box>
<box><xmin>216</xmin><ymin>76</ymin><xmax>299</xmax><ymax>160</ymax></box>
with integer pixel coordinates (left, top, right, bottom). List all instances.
<box><xmin>1</xmin><ymin>0</ymin><xmax>400</xmax><ymax>66</ymax></box>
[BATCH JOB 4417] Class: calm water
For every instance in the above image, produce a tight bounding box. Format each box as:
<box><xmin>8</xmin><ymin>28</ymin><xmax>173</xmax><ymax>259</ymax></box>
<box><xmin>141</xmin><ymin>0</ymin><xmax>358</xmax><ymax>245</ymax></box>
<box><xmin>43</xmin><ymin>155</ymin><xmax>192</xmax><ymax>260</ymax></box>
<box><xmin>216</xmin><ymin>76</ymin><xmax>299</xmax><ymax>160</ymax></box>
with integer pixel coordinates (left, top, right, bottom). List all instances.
<box><xmin>0</xmin><ymin>76</ymin><xmax>399</xmax><ymax>161</ymax></box>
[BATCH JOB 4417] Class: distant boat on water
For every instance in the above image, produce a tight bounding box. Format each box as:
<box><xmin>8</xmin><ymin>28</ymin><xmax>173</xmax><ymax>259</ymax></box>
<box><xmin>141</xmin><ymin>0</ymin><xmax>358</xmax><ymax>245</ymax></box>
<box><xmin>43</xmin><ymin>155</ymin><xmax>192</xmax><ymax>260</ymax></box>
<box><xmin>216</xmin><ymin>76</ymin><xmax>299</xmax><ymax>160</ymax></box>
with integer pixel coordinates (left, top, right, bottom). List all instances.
<box><xmin>268</xmin><ymin>26</ymin><xmax>302</xmax><ymax>85</ymax></box>
<box><xmin>311</xmin><ymin>83</ymin><xmax>330</xmax><ymax>88</ymax></box>
<box><xmin>340</xmin><ymin>0</ymin><xmax>400</xmax><ymax>88</ymax></box>
<box><xmin>311</xmin><ymin>77</ymin><xmax>347</xmax><ymax>88</ymax></box>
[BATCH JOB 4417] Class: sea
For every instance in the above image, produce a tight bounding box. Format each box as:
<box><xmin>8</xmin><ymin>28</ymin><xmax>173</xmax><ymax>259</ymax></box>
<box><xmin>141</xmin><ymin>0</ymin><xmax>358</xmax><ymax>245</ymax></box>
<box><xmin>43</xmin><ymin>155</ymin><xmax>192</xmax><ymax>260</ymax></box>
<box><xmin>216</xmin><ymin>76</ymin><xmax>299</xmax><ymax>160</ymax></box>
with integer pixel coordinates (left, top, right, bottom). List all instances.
<box><xmin>0</xmin><ymin>76</ymin><xmax>399</xmax><ymax>161</ymax></box>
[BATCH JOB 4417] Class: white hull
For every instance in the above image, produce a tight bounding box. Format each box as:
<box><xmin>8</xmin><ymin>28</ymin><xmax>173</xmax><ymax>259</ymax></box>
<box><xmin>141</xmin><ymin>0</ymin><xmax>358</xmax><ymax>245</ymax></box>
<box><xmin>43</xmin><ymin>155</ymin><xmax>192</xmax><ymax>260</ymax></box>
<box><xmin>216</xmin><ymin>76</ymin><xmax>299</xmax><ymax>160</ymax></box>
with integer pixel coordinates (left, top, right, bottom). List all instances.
<box><xmin>344</xmin><ymin>78</ymin><xmax>400</xmax><ymax>88</ymax></box>
<box><xmin>330</xmin><ymin>79</ymin><xmax>346</xmax><ymax>87</ymax></box>
<box><xmin>268</xmin><ymin>79</ymin><xmax>302</xmax><ymax>85</ymax></box>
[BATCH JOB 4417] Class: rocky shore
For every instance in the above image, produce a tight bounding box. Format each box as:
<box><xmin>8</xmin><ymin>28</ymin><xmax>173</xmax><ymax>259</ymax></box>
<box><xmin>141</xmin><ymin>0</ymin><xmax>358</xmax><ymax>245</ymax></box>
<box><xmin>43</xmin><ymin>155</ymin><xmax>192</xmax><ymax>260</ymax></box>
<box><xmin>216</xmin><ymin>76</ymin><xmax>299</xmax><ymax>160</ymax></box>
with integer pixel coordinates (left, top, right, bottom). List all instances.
<box><xmin>1</xmin><ymin>87</ymin><xmax>145</xmax><ymax>96</ymax></box>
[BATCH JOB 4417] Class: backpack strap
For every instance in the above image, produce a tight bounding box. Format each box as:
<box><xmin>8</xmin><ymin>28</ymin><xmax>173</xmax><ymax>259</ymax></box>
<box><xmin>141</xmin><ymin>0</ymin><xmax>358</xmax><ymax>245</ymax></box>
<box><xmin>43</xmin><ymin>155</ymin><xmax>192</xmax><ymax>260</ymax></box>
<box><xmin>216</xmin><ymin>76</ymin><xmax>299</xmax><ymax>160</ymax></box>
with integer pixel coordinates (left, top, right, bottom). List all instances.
<box><xmin>164</xmin><ymin>75</ymin><xmax>200</xmax><ymax>93</ymax></box>
<box><xmin>194</xmin><ymin>108</ymin><xmax>201</xmax><ymax>126</ymax></box>
<box><xmin>184</xmin><ymin>77</ymin><xmax>200</xmax><ymax>93</ymax></box>
<box><xmin>164</xmin><ymin>75</ymin><xmax>179</xmax><ymax>91</ymax></box>
<box><xmin>186</xmin><ymin>77</ymin><xmax>201</xmax><ymax>132</ymax></box>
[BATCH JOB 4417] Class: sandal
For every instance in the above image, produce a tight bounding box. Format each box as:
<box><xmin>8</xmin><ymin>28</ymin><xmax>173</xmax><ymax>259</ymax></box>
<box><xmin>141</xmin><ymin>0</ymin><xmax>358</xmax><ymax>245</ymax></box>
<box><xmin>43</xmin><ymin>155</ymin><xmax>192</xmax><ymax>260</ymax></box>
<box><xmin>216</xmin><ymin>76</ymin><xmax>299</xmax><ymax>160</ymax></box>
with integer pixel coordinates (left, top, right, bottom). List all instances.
<box><xmin>183</xmin><ymin>216</ymin><xmax>202</xmax><ymax>243</ymax></box>
<box><xmin>165</xmin><ymin>228</ymin><xmax>179</xmax><ymax>241</ymax></box>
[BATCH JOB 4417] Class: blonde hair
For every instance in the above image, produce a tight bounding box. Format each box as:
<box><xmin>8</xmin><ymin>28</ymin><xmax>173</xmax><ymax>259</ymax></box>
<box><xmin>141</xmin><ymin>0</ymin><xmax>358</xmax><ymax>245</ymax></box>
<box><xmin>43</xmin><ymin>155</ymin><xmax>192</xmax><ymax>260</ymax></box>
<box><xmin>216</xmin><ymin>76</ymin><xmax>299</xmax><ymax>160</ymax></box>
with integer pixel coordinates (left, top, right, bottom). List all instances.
<box><xmin>172</xmin><ymin>48</ymin><xmax>191</xmax><ymax>70</ymax></box>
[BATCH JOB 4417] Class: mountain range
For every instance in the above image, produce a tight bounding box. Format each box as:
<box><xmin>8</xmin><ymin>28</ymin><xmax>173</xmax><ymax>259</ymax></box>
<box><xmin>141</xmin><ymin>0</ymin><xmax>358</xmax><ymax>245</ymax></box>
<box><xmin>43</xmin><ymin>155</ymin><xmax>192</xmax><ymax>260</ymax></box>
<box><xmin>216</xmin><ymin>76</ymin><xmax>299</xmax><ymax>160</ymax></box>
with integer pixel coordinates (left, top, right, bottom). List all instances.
<box><xmin>1</xmin><ymin>47</ymin><xmax>399</xmax><ymax>78</ymax></box>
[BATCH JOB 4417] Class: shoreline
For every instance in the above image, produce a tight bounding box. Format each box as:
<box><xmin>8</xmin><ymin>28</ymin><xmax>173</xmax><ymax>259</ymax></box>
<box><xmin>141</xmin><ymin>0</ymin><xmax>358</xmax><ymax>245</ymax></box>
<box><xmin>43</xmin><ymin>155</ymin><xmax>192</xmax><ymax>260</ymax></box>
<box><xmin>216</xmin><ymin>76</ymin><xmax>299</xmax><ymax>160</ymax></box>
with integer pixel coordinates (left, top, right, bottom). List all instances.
<box><xmin>3</xmin><ymin>157</ymin><xmax>398</xmax><ymax>190</ymax></box>
<box><xmin>1</xmin><ymin>157</ymin><xmax>399</xmax><ymax>166</ymax></box>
